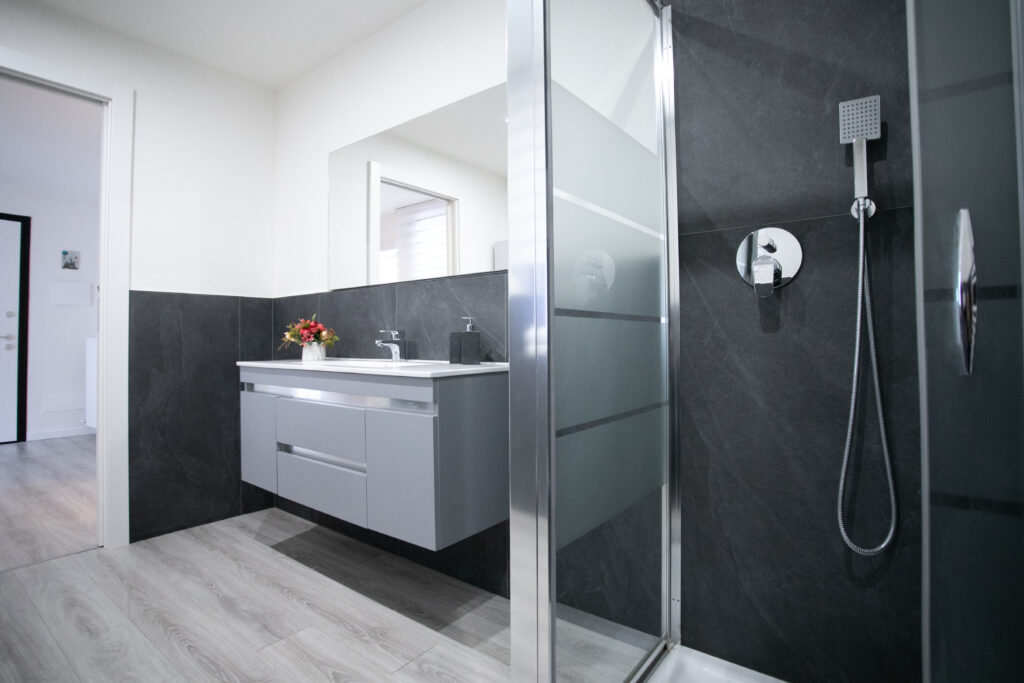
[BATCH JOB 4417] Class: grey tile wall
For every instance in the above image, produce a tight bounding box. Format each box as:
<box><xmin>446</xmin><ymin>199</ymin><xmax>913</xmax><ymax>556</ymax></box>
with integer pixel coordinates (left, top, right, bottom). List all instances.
<box><xmin>671</xmin><ymin>0</ymin><xmax>913</xmax><ymax>234</ymax></box>
<box><xmin>270</xmin><ymin>272</ymin><xmax>508</xmax><ymax>362</ymax></box>
<box><xmin>396</xmin><ymin>272</ymin><xmax>508</xmax><ymax>361</ymax></box>
<box><xmin>128</xmin><ymin>292</ymin><xmax>274</xmax><ymax>542</ymax></box>
<box><xmin>668</xmin><ymin>1</ymin><xmax>920</xmax><ymax>681</ymax></box>
<box><xmin>319</xmin><ymin>285</ymin><xmax>397</xmax><ymax>359</ymax></box>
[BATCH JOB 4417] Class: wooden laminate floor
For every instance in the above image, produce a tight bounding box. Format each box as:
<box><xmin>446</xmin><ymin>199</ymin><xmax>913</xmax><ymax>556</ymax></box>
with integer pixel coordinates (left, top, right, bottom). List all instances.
<box><xmin>0</xmin><ymin>435</ymin><xmax>97</xmax><ymax>573</ymax></box>
<box><xmin>0</xmin><ymin>506</ymin><xmax>651</xmax><ymax>681</ymax></box>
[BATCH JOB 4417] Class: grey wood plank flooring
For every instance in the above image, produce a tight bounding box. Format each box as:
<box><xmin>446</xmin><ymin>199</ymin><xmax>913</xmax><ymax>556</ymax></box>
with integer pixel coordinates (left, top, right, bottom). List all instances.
<box><xmin>13</xmin><ymin>553</ymin><xmax>180</xmax><ymax>683</ymax></box>
<box><xmin>0</xmin><ymin>570</ymin><xmax>79</xmax><ymax>681</ymax></box>
<box><xmin>184</xmin><ymin>520</ymin><xmax>439</xmax><ymax>672</ymax></box>
<box><xmin>0</xmin><ymin>435</ymin><xmax>96</xmax><ymax>573</ymax></box>
<box><xmin>0</xmin><ymin>506</ymin><xmax>655</xmax><ymax>682</ymax></box>
<box><xmin>76</xmin><ymin>548</ymin><xmax>280</xmax><ymax>682</ymax></box>
<box><xmin>259</xmin><ymin>624</ymin><xmax>400</xmax><ymax>682</ymax></box>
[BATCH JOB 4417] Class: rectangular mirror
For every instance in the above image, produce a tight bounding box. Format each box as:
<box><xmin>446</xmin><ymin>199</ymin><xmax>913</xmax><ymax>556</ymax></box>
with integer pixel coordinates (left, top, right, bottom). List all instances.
<box><xmin>328</xmin><ymin>84</ymin><xmax>507</xmax><ymax>289</ymax></box>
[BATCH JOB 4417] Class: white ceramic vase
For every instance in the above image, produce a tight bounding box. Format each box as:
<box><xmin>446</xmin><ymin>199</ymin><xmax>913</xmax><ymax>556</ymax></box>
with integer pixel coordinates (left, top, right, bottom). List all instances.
<box><xmin>301</xmin><ymin>342</ymin><xmax>326</xmax><ymax>362</ymax></box>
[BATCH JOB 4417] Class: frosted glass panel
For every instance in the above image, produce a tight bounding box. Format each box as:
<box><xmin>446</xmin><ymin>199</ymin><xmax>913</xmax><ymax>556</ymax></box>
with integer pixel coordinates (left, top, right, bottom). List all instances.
<box><xmin>550</xmin><ymin>0</ymin><xmax>669</xmax><ymax>677</ymax></box>
<box><xmin>553</xmin><ymin>316</ymin><xmax>667</xmax><ymax>430</ymax></box>
<box><xmin>553</xmin><ymin>195</ymin><xmax>667</xmax><ymax>317</ymax></box>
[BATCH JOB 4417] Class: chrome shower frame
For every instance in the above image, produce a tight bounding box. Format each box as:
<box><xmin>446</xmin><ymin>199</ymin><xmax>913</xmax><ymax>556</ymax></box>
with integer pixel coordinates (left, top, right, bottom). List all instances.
<box><xmin>507</xmin><ymin>0</ymin><xmax>682</xmax><ymax>679</ymax></box>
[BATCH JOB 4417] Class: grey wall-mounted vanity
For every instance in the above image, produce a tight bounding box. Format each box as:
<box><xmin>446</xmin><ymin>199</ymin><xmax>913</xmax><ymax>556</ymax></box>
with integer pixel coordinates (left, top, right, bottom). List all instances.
<box><xmin>237</xmin><ymin>359</ymin><xmax>509</xmax><ymax>551</ymax></box>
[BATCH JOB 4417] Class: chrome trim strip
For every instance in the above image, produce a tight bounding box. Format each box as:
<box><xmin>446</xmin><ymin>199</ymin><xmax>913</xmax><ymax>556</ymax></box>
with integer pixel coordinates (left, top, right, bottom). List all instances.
<box><xmin>905</xmin><ymin>2</ymin><xmax>931</xmax><ymax>680</ymax></box>
<box><xmin>629</xmin><ymin>640</ymin><xmax>672</xmax><ymax>682</ymax></box>
<box><xmin>553</xmin><ymin>187</ymin><xmax>666</xmax><ymax>241</ymax></box>
<box><xmin>508</xmin><ymin>0</ymin><xmax>553</xmax><ymax>677</ymax></box>
<box><xmin>278</xmin><ymin>444</ymin><xmax>367</xmax><ymax>474</ymax></box>
<box><xmin>240</xmin><ymin>382</ymin><xmax>436</xmax><ymax>415</ymax></box>
<box><xmin>660</xmin><ymin>3</ymin><xmax>684</xmax><ymax>646</ymax></box>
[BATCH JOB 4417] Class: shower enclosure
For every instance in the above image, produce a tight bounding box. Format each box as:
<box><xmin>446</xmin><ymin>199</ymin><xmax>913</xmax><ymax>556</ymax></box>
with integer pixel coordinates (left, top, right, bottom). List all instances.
<box><xmin>508</xmin><ymin>0</ymin><xmax>678</xmax><ymax>680</ymax></box>
<box><xmin>509</xmin><ymin>0</ymin><xmax>1024</xmax><ymax>679</ymax></box>
<box><xmin>909</xmin><ymin>0</ymin><xmax>1024</xmax><ymax>679</ymax></box>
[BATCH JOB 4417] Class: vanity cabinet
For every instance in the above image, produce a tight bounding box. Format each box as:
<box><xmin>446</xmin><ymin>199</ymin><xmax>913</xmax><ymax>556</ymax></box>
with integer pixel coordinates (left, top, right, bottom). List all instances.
<box><xmin>238</xmin><ymin>363</ymin><xmax>508</xmax><ymax>551</ymax></box>
<box><xmin>240</xmin><ymin>392</ymin><xmax>277</xmax><ymax>492</ymax></box>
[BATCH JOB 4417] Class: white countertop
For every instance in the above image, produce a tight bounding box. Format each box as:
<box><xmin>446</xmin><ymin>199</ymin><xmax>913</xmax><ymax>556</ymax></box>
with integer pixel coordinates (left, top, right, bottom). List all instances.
<box><xmin>237</xmin><ymin>358</ymin><xmax>509</xmax><ymax>379</ymax></box>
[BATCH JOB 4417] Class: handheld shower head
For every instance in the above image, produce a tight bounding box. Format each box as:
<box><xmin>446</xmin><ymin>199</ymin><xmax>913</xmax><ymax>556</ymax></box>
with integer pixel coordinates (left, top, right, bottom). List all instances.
<box><xmin>839</xmin><ymin>95</ymin><xmax>880</xmax><ymax>207</ymax></box>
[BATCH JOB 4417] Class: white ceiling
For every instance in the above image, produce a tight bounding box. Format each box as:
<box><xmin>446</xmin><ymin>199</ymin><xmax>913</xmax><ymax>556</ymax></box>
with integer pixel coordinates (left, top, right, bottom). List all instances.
<box><xmin>28</xmin><ymin>0</ymin><xmax>429</xmax><ymax>88</ymax></box>
<box><xmin>0</xmin><ymin>76</ymin><xmax>104</xmax><ymax>201</ymax></box>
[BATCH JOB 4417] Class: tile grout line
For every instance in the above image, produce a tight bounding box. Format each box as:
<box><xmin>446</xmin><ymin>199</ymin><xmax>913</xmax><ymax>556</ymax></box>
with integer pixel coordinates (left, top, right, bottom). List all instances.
<box><xmin>253</xmin><ymin>623</ymin><xmax>312</xmax><ymax>654</ymax></box>
<box><xmin>678</xmin><ymin>204</ymin><xmax>915</xmax><ymax>238</ymax></box>
<box><xmin>388</xmin><ymin>642</ymin><xmax>440</xmax><ymax>676</ymax></box>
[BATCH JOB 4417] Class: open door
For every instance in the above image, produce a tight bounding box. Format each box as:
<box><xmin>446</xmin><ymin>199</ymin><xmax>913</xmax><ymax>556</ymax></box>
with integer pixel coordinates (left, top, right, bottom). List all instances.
<box><xmin>0</xmin><ymin>213</ymin><xmax>29</xmax><ymax>443</ymax></box>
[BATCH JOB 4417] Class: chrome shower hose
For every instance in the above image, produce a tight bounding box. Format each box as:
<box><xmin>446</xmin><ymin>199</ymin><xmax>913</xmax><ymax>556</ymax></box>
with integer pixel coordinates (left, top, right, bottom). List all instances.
<box><xmin>837</xmin><ymin>198</ymin><xmax>898</xmax><ymax>556</ymax></box>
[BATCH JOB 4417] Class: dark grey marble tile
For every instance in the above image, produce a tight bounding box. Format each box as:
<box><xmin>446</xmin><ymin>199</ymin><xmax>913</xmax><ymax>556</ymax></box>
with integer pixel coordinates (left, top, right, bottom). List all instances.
<box><xmin>669</xmin><ymin>0</ymin><xmax>912</xmax><ymax>233</ymax></box>
<box><xmin>239</xmin><ymin>297</ymin><xmax>273</xmax><ymax>362</ymax></box>
<box><xmin>128</xmin><ymin>291</ymin><xmax>244</xmax><ymax>541</ymax></box>
<box><xmin>319</xmin><ymin>284</ymin><xmax>398</xmax><ymax>360</ymax></box>
<box><xmin>396</xmin><ymin>272</ymin><xmax>507</xmax><ymax>361</ymax></box>
<box><xmin>677</xmin><ymin>208</ymin><xmax>921</xmax><ymax>682</ymax></box>
<box><xmin>272</xmin><ymin>294</ymin><xmax>320</xmax><ymax>360</ymax></box>
<box><xmin>556</xmin><ymin>489</ymin><xmax>662</xmax><ymax>636</ymax></box>
<box><xmin>274</xmin><ymin>497</ymin><xmax>509</xmax><ymax>598</ymax></box>
<box><xmin>929</xmin><ymin>505</ymin><xmax>1024</xmax><ymax>681</ymax></box>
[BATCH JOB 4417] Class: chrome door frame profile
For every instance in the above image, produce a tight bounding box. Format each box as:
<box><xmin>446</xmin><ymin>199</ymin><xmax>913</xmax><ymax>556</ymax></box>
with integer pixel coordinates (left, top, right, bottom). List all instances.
<box><xmin>507</xmin><ymin>0</ymin><xmax>554</xmax><ymax>679</ymax></box>
<box><xmin>507</xmin><ymin>0</ymin><xmax>681</xmax><ymax>680</ymax></box>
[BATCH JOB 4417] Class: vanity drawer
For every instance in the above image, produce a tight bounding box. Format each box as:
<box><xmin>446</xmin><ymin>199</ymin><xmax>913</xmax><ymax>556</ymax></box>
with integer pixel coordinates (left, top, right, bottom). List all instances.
<box><xmin>277</xmin><ymin>450</ymin><xmax>367</xmax><ymax>527</ymax></box>
<box><xmin>276</xmin><ymin>398</ymin><xmax>365</xmax><ymax>462</ymax></box>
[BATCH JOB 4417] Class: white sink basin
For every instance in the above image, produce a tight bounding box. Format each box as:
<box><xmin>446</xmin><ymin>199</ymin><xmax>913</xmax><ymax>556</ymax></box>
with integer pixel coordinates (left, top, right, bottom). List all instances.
<box><xmin>323</xmin><ymin>358</ymin><xmax>446</xmax><ymax>368</ymax></box>
<box><xmin>237</xmin><ymin>358</ymin><xmax>507</xmax><ymax>378</ymax></box>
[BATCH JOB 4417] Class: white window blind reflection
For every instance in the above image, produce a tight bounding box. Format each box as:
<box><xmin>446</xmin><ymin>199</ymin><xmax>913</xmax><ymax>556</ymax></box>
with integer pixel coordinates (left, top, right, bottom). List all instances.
<box><xmin>379</xmin><ymin>182</ymin><xmax>451</xmax><ymax>282</ymax></box>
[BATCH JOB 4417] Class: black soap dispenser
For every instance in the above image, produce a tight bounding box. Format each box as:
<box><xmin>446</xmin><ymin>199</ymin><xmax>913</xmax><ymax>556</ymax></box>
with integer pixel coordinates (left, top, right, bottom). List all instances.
<box><xmin>449</xmin><ymin>316</ymin><xmax>482</xmax><ymax>365</ymax></box>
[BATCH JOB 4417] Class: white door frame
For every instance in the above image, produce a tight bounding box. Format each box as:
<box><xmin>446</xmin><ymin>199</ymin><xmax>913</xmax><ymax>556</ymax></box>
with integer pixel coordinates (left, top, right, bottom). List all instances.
<box><xmin>0</xmin><ymin>47</ymin><xmax>134</xmax><ymax>549</ymax></box>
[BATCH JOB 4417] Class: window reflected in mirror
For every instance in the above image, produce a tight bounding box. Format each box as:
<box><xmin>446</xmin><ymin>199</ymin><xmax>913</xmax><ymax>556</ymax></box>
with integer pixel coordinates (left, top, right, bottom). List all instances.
<box><xmin>378</xmin><ymin>181</ymin><xmax>456</xmax><ymax>283</ymax></box>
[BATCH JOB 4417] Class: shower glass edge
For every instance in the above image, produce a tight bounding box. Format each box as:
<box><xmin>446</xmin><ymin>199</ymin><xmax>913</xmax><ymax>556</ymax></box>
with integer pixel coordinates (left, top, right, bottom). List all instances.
<box><xmin>507</xmin><ymin>0</ymin><xmax>681</xmax><ymax>680</ymax></box>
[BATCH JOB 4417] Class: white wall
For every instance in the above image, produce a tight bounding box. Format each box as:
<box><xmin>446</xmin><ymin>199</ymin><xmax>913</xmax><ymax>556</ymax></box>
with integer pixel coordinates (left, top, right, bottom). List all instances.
<box><xmin>0</xmin><ymin>182</ymin><xmax>100</xmax><ymax>439</ymax></box>
<box><xmin>273</xmin><ymin>0</ymin><xmax>506</xmax><ymax>296</ymax></box>
<box><xmin>0</xmin><ymin>0</ymin><xmax>278</xmax><ymax>297</ymax></box>
<box><xmin>329</xmin><ymin>132</ymin><xmax>507</xmax><ymax>289</ymax></box>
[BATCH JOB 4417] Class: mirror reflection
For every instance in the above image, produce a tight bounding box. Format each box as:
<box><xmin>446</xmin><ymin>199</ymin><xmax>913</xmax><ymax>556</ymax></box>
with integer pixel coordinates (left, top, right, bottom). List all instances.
<box><xmin>328</xmin><ymin>84</ymin><xmax>507</xmax><ymax>289</ymax></box>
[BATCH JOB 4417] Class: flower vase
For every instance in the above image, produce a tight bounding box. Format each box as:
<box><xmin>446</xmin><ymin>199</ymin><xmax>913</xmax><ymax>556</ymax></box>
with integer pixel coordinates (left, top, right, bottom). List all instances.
<box><xmin>302</xmin><ymin>342</ymin><xmax>326</xmax><ymax>362</ymax></box>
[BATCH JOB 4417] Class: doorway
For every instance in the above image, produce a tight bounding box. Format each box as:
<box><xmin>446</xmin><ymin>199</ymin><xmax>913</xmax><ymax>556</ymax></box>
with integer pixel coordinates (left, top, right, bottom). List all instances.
<box><xmin>0</xmin><ymin>74</ymin><xmax>105</xmax><ymax>568</ymax></box>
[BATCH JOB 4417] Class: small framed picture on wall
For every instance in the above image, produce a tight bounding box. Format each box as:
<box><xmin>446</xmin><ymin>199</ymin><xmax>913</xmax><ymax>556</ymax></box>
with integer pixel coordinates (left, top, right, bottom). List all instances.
<box><xmin>61</xmin><ymin>250</ymin><xmax>80</xmax><ymax>270</ymax></box>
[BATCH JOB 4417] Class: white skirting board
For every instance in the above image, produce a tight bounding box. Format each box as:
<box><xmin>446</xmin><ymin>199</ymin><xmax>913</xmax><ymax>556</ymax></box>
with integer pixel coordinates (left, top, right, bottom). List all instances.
<box><xmin>27</xmin><ymin>426</ymin><xmax>96</xmax><ymax>441</ymax></box>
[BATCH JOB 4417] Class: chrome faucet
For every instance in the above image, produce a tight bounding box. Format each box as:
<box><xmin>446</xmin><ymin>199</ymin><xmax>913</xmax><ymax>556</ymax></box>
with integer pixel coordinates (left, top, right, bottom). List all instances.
<box><xmin>375</xmin><ymin>329</ymin><xmax>405</xmax><ymax>361</ymax></box>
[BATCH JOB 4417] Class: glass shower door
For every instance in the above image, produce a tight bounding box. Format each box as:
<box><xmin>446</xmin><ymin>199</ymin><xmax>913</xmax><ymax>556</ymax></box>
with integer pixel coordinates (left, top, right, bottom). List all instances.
<box><xmin>507</xmin><ymin>0</ymin><xmax>677</xmax><ymax>678</ymax></box>
<box><xmin>549</xmin><ymin>0</ymin><xmax>673</xmax><ymax>679</ymax></box>
<box><xmin>909</xmin><ymin>0</ymin><xmax>1024</xmax><ymax>679</ymax></box>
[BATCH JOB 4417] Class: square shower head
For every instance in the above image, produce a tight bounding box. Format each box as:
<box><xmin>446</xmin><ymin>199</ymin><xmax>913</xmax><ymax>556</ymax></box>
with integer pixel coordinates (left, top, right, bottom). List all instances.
<box><xmin>839</xmin><ymin>95</ymin><xmax>881</xmax><ymax>143</ymax></box>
